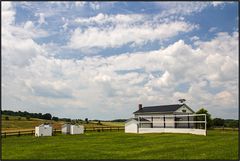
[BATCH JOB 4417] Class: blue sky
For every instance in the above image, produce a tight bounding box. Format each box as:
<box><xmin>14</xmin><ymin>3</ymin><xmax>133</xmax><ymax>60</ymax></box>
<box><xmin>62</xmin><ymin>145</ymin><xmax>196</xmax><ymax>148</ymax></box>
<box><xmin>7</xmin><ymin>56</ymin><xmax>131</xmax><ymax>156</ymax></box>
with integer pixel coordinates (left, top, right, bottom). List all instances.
<box><xmin>2</xmin><ymin>2</ymin><xmax>239</xmax><ymax>120</ymax></box>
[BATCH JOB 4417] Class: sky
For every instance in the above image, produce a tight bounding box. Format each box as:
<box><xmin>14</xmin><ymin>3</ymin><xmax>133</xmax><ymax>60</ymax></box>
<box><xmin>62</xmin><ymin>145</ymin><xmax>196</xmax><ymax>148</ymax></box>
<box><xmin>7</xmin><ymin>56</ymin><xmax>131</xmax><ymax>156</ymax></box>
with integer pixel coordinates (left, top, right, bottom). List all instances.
<box><xmin>2</xmin><ymin>1</ymin><xmax>239</xmax><ymax>120</ymax></box>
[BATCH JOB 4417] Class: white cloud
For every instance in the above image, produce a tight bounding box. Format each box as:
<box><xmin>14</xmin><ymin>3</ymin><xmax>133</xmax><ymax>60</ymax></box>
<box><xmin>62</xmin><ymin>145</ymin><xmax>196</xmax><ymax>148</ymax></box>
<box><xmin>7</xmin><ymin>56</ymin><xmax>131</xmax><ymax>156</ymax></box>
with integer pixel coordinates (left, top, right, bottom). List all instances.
<box><xmin>209</xmin><ymin>27</ymin><xmax>218</xmax><ymax>32</ymax></box>
<box><xmin>212</xmin><ymin>2</ymin><xmax>225</xmax><ymax>7</ymax></box>
<box><xmin>68</xmin><ymin>20</ymin><xmax>197</xmax><ymax>50</ymax></box>
<box><xmin>1</xmin><ymin>1</ymin><xmax>15</xmax><ymax>25</ymax></box>
<box><xmin>190</xmin><ymin>36</ymin><xmax>199</xmax><ymax>41</ymax></box>
<box><xmin>2</xmin><ymin>2</ymin><xmax>238</xmax><ymax>119</ymax></box>
<box><xmin>75</xmin><ymin>2</ymin><xmax>86</xmax><ymax>7</ymax></box>
<box><xmin>3</xmin><ymin>31</ymin><xmax>238</xmax><ymax>119</ymax></box>
<box><xmin>37</xmin><ymin>13</ymin><xmax>47</xmax><ymax>25</ymax></box>
<box><xmin>155</xmin><ymin>1</ymin><xmax>230</xmax><ymax>17</ymax></box>
<box><xmin>2</xmin><ymin>2</ymin><xmax>47</xmax><ymax>67</ymax></box>
<box><xmin>89</xmin><ymin>2</ymin><xmax>100</xmax><ymax>10</ymax></box>
<box><xmin>75</xmin><ymin>13</ymin><xmax>145</xmax><ymax>25</ymax></box>
<box><xmin>157</xmin><ymin>2</ymin><xmax>209</xmax><ymax>17</ymax></box>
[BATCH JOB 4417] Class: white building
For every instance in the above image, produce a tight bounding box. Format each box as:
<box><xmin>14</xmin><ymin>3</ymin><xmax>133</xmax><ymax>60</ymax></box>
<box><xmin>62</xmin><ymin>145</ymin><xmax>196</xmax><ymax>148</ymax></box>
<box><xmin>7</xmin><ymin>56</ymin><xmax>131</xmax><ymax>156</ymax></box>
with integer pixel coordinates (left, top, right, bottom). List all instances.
<box><xmin>70</xmin><ymin>125</ymin><xmax>84</xmax><ymax>134</ymax></box>
<box><xmin>35</xmin><ymin>124</ymin><xmax>53</xmax><ymax>137</ymax></box>
<box><xmin>125</xmin><ymin>104</ymin><xmax>207</xmax><ymax>136</ymax></box>
<box><xmin>62</xmin><ymin>124</ymin><xmax>84</xmax><ymax>135</ymax></box>
<box><xmin>62</xmin><ymin>123</ymin><xmax>71</xmax><ymax>134</ymax></box>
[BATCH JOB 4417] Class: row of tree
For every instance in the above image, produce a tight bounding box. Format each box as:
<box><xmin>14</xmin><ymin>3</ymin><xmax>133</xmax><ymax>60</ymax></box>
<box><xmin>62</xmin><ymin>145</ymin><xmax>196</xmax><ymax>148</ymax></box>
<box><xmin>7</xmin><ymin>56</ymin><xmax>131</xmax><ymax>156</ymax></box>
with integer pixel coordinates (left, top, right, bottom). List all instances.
<box><xmin>1</xmin><ymin>110</ymin><xmax>90</xmax><ymax>124</ymax></box>
<box><xmin>195</xmin><ymin>108</ymin><xmax>238</xmax><ymax>128</ymax></box>
<box><xmin>2</xmin><ymin>110</ymin><xmax>53</xmax><ymax>120</ymax></box>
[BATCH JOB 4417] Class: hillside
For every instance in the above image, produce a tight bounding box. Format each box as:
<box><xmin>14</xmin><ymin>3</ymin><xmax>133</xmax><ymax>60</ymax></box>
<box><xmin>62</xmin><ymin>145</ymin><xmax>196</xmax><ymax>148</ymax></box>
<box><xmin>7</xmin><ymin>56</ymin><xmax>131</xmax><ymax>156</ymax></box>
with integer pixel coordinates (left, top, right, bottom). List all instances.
<box><xmin>1</xmin><ymin>115</ymin><xmax>124</xmax><ymax>132</ymax></box>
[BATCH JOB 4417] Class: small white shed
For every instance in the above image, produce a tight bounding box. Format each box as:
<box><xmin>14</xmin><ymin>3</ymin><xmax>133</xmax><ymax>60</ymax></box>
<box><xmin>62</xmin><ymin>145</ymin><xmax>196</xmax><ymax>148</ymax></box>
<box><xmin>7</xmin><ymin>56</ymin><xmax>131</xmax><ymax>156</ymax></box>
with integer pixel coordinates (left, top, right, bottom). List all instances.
<box><xmin>125</xmin><ymin>118</ymin><xmax>152</xmax><ymax>133</ymax></box>
<box><xmin>62</xmin><ymin>123</ymin><xmax>71</xmax><ymax>134</ymax></box>
<box><xmin>125</xmin><ymin>118</ymin><xmax>139</xmax><ymax>133</ymax></box>
<box><xmin>35</xmin><ymin>124</ymin><xmax>52</xmax><ymax>137</ymax></box>
<box><xmin>70</xmin><ymin>125</ymin><xmax>84</xmax><ymax>134</ymax></box>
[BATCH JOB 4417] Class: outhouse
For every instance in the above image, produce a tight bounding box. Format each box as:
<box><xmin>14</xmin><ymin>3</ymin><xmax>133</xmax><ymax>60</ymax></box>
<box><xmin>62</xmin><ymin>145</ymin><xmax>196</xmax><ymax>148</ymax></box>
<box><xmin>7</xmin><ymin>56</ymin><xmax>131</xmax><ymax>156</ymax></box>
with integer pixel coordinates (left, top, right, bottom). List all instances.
<box><xmin>35</xmin><ymin>123</ymin><xmax>53</xmax><ymax>137</ymax></box>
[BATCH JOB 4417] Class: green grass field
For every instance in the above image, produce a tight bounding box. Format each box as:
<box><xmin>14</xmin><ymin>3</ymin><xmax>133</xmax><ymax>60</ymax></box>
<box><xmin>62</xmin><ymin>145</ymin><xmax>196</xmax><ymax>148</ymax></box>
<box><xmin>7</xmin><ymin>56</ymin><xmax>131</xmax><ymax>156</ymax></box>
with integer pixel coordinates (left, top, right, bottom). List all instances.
<box><xmin>2</xmin><ymin>130</ymin><xmax>238</xmax><ymax>160</ymax></box>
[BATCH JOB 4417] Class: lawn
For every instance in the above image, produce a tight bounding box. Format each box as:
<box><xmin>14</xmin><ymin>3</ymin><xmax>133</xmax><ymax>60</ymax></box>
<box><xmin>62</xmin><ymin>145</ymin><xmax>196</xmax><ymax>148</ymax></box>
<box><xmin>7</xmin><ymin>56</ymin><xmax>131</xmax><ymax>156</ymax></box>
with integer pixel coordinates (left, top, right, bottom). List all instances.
<box><xmin>2</xmin><ymin>130</ymin><xmax>238</xmax><ymax>160</ymax></box>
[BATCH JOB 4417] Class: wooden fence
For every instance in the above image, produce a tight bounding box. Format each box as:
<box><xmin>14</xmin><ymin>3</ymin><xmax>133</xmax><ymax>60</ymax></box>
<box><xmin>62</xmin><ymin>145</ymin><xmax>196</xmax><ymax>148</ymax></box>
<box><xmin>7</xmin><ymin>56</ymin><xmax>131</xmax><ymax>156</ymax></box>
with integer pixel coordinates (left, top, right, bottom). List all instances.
<box><xmin>1</xmin><ymin>126</ymin><xmax>124</xmax><ymax>138</ymax></box>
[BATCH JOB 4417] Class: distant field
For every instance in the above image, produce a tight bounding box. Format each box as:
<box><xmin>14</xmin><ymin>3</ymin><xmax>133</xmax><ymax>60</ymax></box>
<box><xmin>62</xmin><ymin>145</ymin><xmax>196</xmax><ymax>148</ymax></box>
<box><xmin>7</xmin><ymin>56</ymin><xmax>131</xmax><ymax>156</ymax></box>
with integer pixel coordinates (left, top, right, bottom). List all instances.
<box><xmin>1</xmin><ymin>115</ymin><xmax>64</xmax><ymax>131</ymax></box>
<box><xmin>100</xmin><ymin>121</ymin><xmax>124</xmax><ymax>127</ymax></box>
<box><xmin>2</xmin><ymin>130</ymin><xmax>238</xmax><ymax>160</ymax></box>
<box><xmin>1</xmin><ymin>115</ymin><xmax>124</xmax><ymax>132</ymax></box>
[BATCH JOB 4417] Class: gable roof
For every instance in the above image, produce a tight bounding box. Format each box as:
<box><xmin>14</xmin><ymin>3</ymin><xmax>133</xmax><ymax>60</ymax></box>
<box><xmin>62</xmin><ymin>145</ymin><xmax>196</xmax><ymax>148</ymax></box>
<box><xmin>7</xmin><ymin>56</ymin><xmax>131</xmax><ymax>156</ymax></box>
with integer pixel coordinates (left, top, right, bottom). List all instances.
<box><xmin>133</xmin><ymin>104</ymin><xmax>194</xmax><ymax>114</ymax></box>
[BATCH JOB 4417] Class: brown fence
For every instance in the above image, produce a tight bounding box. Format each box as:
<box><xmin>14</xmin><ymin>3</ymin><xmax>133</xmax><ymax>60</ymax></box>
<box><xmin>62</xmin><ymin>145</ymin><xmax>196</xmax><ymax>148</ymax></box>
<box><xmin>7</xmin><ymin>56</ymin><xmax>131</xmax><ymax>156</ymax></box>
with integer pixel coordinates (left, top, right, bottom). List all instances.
<box><xmin>1</xmin><ymin>126</ymin><xmax>124</xmax><ymax>138</ymax></box>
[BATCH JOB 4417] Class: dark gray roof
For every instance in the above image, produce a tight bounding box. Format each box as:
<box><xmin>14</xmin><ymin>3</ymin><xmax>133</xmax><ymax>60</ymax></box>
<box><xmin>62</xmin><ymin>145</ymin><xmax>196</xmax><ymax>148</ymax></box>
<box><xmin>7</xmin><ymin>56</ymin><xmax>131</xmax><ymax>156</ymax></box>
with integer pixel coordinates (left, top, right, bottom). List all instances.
<box><xmin>133</xmin><ymin>104</ymin><xmax>186</xmax><ymax>114</ymax></box>
<box><xmin>125</xmin><ymin>117</ymin><xmax>150</xmax><ymax>123</ymax></box>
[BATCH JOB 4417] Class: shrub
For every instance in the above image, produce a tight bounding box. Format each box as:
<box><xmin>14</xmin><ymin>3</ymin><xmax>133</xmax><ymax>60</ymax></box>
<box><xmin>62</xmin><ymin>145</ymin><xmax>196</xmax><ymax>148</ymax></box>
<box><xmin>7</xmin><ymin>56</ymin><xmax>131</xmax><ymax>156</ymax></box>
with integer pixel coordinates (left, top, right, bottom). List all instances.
<box><xmin>26</xmin><ymin>116</ymin><xmax>31</xmax><ymax>121</ymax></box>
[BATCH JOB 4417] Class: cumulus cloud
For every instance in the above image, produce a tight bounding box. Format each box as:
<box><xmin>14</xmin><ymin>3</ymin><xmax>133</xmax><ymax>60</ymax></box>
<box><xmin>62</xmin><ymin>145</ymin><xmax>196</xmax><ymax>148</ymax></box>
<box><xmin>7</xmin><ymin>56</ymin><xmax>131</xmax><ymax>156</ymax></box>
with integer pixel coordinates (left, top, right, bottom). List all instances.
<box><xmin>36</xmin><ymin>13</ymin><xmax>47</xmax><ymax>25</ymax></box>
<box><xmin>2</xmin><ymin>2</ymin><xmax>238</xmax><ymax>120</ymax></box>
<box><xmin>211</xmin><ymin>2</ymin><xmax>225</xmax><ymax>7</ymax></box>
<box><xmin>75</xmin><ymin>1</ymin><xmax>86</xmax><ymax>7</ymax></box>
<box><xmin>75</xmin><ymin>13</ymin><xmax>145</xmax><ymax>25</ymax></box>
<box><xmin>89</xmin><ymin>2</ymin><xmax>100</xmax><ymax>10</ymax></box>
<box><xmin>208</xmin><ymin>27</ymin><xmax>218</xmax><ymax>32</ymax></box>
<box><xmin>68</xmin><ymin>20</ymin><xmax>197</xmax><ymax>50</ymax></box>
<box><xmin>3</xmin><ymin>30</ymin><xmax>238</xmax><ymax>119</ymax></box>
<box><xmin>1</xmin><ymin>1</ymin><xmax>15</xmax><ymax>25</ymax></box>
<box><xmin>156</xmin><ymin>1</ymin><xmax>230</xmax><ymax>17</ymax></box>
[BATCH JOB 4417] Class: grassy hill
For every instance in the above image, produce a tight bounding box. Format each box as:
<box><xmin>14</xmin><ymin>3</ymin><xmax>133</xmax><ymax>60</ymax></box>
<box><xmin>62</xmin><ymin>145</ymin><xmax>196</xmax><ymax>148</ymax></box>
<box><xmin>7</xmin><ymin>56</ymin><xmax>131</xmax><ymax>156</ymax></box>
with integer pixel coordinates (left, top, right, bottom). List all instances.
<box><xmin>1</xmin><ymin>115</ymin><xmax>124</xmax><ymax>132</ymax></box>
<box><xmin>2</xmin><ymin>115</ymin><xmax>64</xmax><ymax>131</ymax></box>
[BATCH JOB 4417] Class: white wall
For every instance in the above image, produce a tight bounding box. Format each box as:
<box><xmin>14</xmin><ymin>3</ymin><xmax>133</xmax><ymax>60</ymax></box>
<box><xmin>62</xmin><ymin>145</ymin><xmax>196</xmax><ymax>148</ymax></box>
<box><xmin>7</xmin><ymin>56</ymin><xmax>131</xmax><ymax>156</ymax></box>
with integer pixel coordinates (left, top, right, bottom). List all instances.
<box><xmin>70</xmin><ymin>125</ymin><xmax>84</xmax><ymax>134</ymax></box>
<box><xmin>35</xmin><ymin>126</ymin><xmax>52</xmax><ymax>137</ymax></box>
<box><xmin>139</xmin><ymin>128</ymin><xmax>206</xmax><ymax>136</ymax></box>
<box><xmin>174</xmin><ymin>105</ymin><xmax>194</xmax><ymax>113</ymax></box>
<box><xmin>62</xmin><ymin>124</ymin><xmax>71</xmax><ymax>134</ymax></box>
<box><xmin>125</xmin><ymin>121</ymin><xmax>138</xmax><ymax>133</ymax></box>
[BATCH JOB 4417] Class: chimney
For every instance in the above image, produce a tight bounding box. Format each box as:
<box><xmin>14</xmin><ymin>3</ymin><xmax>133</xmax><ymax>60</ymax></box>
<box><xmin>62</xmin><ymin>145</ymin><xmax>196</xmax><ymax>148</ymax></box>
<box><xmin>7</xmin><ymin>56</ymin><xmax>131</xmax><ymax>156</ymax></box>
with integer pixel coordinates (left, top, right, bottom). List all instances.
<box><xmin>139</xmin><ymin>104</ymin><xmax>142</xmax><ymax>110</ymax></box>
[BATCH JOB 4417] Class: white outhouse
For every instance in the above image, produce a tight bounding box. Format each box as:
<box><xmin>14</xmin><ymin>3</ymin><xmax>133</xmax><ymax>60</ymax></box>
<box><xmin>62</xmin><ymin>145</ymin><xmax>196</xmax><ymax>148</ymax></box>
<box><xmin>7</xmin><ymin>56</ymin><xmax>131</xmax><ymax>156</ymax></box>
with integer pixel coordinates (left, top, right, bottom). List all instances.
<box><xmin>125</xmin><ymin>118</ymin><xmax>139</xmax><ymax>133</ymax></box>
<box><xmin>35</xmin><ymin>124</ymin><xmax>52</xmax><ymax>137</ymax></box>
<box><xmin>70</xmin><ymin>125</ymin><xmax>84</xmax><ymax>134</ymax></box>
<box><xmin>62</xmin><ymin>123</ymin><xmax>71</xmax><ymax>134</ymax></box>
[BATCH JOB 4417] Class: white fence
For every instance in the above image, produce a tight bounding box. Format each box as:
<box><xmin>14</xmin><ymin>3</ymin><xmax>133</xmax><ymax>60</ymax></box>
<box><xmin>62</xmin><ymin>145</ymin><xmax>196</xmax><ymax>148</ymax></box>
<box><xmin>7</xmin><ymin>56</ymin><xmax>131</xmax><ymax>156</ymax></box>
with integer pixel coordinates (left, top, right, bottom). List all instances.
<box><xmin>125</xmin><ymin>114</ymin><xmax>207</xmax><ymax>136</ymax></box>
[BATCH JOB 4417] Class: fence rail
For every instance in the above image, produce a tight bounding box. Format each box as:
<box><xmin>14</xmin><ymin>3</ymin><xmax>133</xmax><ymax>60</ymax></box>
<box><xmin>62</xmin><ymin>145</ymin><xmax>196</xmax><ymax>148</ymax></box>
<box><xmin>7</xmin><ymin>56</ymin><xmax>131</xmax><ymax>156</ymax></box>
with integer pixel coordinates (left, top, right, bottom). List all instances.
<box><xmin>1</xmin><ymin>126</ymin><xmax>124</xmax><ymax>138</ymax></box>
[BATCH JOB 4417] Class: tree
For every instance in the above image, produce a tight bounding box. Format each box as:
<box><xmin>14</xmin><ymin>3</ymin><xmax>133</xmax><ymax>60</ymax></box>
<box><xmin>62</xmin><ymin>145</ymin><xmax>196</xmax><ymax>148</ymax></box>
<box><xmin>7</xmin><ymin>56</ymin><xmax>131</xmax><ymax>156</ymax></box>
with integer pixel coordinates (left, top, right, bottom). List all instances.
<box><xmin>97</xmin><ymin>120</ymin><xmax>102</xmax><ymax>125</ymax></box>
<box><xmin>213</xmin><ymin>118</ymin><xmax>224</xmax><ymax>127</ymax></box>
<box><xmin>5</xmin><ymin>116</ymin><xmax>9</xmax><ymax>120</ymax></box>
<box><xmin>196</xmin><ymin>108</ymin><xmax>213</xmax><ymax>129</ymax></box>
<box><xmin>85</xmin><ymin>118</ymin><xmax>89</xmax><ymax>124</ymax></box>
<box><xmin>52</xmin><ymin>117</ymin><xmax>59</xmax><ymax>121</ymax></box>
<box><xmin>26</xmin><ymin>116</ymin><xmax>31</xmax><ymax>121</ymax></box>
<box><xmin>42</xmin><ymin>113</ymin><xmax>52</xmax><ymax>120</ymax></box>
<box><xmin>178</xmin><ymin>98</ymin><xmax>186</xmax><ymax>104</ymax></box>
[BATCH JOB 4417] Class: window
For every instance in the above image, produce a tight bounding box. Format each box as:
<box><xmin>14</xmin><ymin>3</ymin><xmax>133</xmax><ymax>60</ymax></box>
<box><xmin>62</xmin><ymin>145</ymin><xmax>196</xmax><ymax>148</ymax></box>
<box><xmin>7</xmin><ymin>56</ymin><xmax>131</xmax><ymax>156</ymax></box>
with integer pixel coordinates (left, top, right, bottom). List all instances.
<box><xmin>182</xmin><ymin>109</ymin><xmax>186</xmax><ymax>112</ymax></box>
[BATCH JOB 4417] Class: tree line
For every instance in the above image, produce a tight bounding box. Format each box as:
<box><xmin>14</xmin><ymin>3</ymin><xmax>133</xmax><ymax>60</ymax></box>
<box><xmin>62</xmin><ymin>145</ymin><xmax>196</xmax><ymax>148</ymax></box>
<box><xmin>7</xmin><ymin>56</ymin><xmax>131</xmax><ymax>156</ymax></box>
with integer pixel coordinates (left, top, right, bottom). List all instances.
<box><xmin>196</xmin><ymin>108</ymin><xmax>238</xmax><ymax>128</ymax></box>
<box><xmin>2</xmin><ymin>110</ymin><xmax>56</xmax><ymax>121</ymax></box>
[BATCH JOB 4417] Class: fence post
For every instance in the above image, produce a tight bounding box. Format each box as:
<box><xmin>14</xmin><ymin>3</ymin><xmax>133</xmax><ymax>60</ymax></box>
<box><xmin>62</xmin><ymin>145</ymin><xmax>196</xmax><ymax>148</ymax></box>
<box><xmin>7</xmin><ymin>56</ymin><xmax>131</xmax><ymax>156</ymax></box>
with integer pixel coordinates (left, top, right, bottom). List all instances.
<box><xmin>5</xmin><ymin>132</ymin><xmax>7</xmax><ymax>138</ymax></box>
<box><xmin>118</xmin><ymin>127</ymin><xmax>119</xmax><ymax>131</ymax></box>
<box><xmin>18</xmin><ymin>131</ymin><xmax>20</xmax><ymax>137</ymax></box>
<box><xmin>32</xmin><ymin>130</ymin><xmax>34</xmax><ymax>135</ymax></box>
